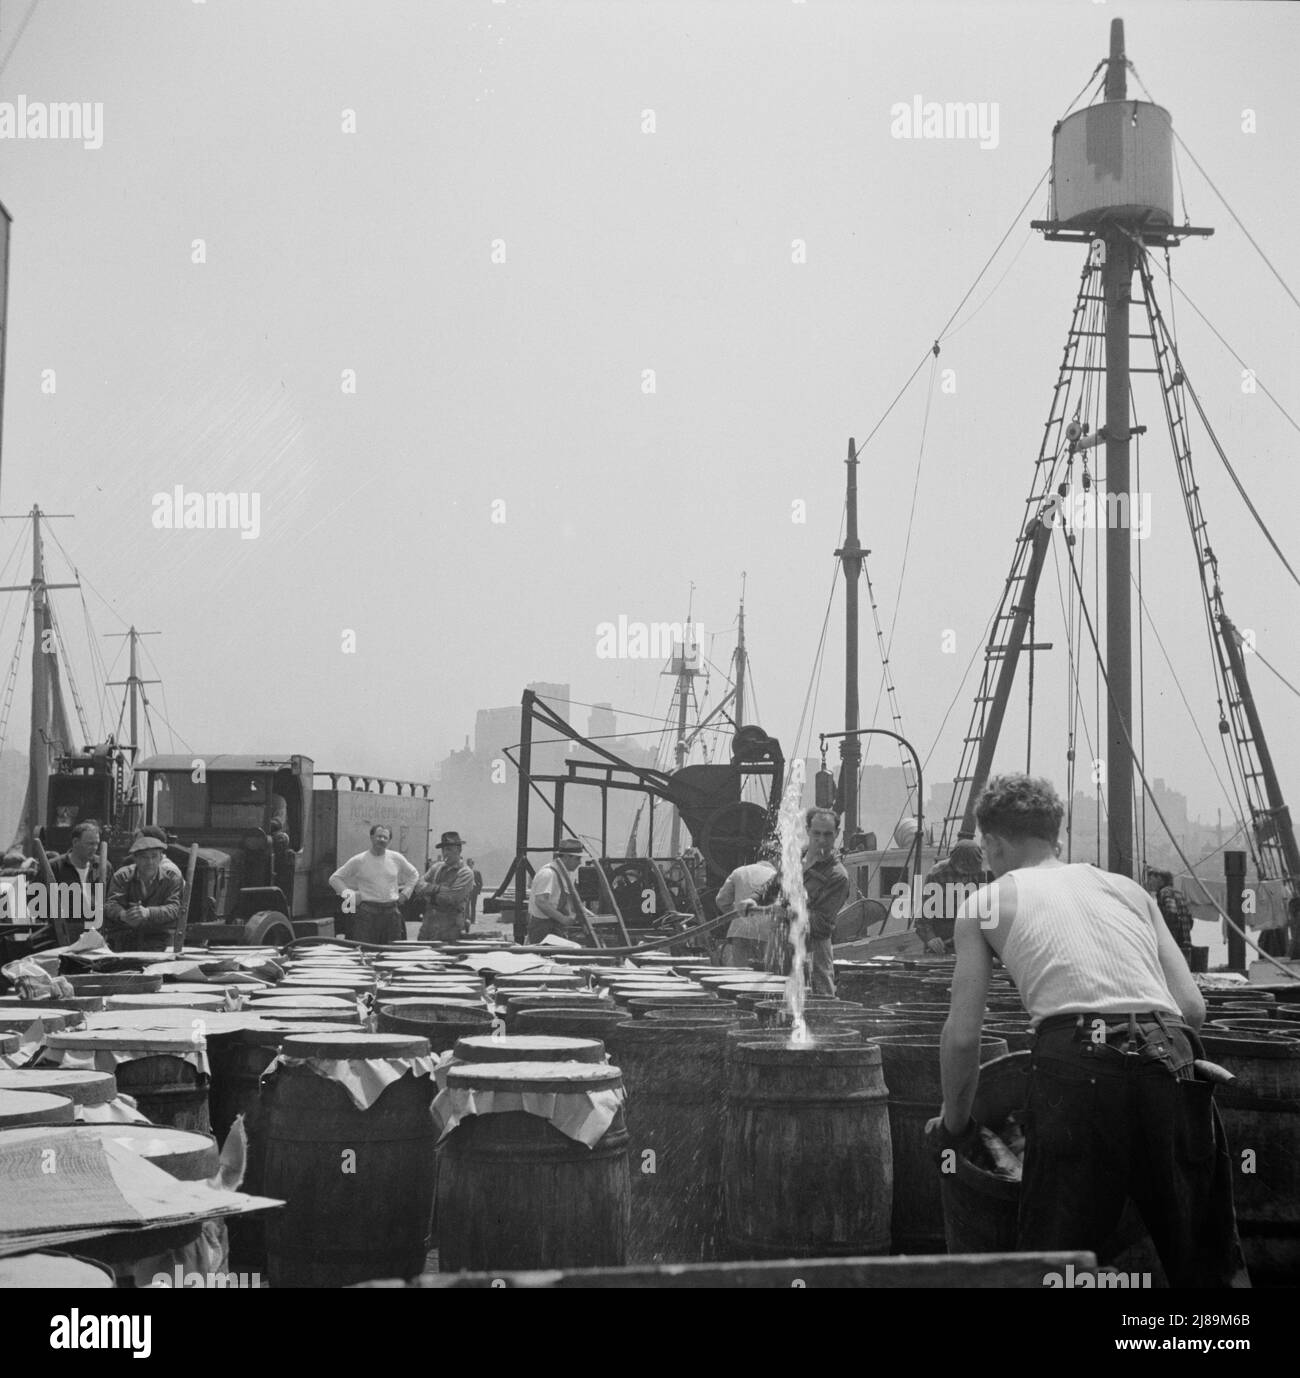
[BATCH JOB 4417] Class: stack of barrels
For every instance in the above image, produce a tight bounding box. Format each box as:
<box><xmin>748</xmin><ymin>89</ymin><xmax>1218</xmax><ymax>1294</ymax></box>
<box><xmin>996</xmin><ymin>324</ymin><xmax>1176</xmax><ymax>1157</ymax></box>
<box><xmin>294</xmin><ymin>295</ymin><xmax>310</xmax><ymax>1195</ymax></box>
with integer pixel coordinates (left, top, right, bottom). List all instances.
<box><xmin>1199</xmin><ymin>986</ymin><xmax>1300</xmax><ymax>1285</ymax></box>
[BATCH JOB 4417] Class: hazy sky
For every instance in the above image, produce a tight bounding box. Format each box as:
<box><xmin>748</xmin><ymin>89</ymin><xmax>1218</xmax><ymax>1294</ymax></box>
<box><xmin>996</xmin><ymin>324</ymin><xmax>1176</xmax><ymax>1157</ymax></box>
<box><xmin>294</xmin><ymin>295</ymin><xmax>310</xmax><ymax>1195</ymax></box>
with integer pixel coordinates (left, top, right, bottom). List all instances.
<box><xmin>0</xmin><ymin>0</ymin><xmax>1296</xmax><ymax>843</ymax></box>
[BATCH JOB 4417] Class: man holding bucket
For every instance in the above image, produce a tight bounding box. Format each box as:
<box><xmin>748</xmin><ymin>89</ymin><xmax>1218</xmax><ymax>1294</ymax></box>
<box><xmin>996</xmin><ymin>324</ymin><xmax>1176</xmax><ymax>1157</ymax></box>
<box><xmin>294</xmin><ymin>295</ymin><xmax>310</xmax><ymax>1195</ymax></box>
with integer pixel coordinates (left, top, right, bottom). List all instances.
<box><xmin>929</xmin><ymin>773</ymin><xmax>1246</xmax><ymax>1287</ymax></box>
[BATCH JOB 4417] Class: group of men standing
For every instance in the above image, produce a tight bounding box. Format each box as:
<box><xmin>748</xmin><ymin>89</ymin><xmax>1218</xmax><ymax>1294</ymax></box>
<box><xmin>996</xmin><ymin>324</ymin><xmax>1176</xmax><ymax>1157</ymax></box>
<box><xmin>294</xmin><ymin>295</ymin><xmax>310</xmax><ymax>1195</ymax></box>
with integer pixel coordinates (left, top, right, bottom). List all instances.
<box><xmin>327</xmin><ymin>826</ymin><xmax>481</xmax><ymax>944</ymax></box>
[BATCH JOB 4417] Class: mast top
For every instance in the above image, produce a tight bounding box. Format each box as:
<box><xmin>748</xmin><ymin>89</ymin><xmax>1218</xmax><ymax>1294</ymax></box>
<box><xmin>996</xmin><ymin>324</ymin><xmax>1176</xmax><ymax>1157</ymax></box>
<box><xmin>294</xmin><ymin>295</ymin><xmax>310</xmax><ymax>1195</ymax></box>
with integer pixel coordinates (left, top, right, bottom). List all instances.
<box><xmin>1104</xmin><ymin>17</ymin><xmax>1126</xmax><ymax>101</ymax></box>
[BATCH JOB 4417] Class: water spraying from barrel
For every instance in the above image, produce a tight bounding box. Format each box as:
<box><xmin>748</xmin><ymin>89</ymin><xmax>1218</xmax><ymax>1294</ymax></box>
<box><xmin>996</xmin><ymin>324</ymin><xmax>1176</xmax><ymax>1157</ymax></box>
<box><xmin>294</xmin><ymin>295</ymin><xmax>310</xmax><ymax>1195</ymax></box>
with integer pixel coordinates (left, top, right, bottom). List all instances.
<box><xmin>775</xmin><ymin>759</ymin><xmax>810</xmax><ymax>1044</ymax></box>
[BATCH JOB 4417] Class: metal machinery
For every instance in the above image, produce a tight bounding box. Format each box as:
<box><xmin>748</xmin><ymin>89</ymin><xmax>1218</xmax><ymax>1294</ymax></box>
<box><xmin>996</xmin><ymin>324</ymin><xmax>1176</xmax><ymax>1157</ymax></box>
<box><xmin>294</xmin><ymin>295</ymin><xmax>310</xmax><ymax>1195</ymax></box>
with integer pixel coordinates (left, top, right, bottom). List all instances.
<box><xmin>487</xmin><ymin>690</ymin><xmax>784</xmax><ymax>948</ymax></box>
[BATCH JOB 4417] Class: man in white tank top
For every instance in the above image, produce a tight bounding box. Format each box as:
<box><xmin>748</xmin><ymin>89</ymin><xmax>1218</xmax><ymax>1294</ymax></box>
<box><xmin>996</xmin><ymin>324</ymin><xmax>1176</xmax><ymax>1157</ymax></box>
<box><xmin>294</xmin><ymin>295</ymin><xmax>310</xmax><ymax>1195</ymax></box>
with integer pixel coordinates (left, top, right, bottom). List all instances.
<box><xmin>929</xmin><ymin>773</ymin><xmax>1246</xmax><ymax>1287</ymax></box>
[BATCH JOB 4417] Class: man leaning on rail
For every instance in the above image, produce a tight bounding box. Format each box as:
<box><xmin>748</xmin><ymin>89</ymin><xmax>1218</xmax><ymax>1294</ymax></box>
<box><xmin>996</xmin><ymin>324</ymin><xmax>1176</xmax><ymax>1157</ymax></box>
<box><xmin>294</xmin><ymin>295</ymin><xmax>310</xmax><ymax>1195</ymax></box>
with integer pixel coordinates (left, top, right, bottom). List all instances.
<box><xmin>928</xmin><ymin>772</ymin><xmax>1248</xmax><ymax>1287</ymax></box>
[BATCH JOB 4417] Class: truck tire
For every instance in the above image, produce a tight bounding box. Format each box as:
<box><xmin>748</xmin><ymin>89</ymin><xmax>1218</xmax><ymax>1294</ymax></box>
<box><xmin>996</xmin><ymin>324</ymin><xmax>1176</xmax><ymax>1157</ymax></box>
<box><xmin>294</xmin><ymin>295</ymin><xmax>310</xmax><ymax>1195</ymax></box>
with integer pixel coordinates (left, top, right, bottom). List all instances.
<box><xmin>243</xmin><ymin>911</ymin><xmax>296</xmax><ymax>947</ymax></box>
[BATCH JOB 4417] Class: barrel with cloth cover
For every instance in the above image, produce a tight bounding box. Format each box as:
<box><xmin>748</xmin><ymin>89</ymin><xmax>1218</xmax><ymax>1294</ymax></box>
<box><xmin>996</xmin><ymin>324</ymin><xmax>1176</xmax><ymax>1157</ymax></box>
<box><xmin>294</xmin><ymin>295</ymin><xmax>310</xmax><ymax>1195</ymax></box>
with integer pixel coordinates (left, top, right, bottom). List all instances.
<box><xmin>435</xmin><ymin>1060</ymin><xmax>630</xmax><ymax>1272</ymax></box>
<box><xmin>261</xmin><ymin>1032</ymin><xmax>438</xmax><ymax>1287</ymax></box>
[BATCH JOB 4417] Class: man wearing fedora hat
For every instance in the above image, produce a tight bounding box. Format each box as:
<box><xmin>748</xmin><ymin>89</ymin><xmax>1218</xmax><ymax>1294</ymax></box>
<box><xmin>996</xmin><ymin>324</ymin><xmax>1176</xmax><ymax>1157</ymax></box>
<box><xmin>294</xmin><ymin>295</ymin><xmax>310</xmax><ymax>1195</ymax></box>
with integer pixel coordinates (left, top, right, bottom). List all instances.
<box><xmin>527</xmin><ymin>838</ymin><xmax>592</xmax><ymax>944</ymax></box>
<box><xmin>102</xmin><ymin>835</ymin><xmax>185</xmax><ymax>952</ymax></box>
<box><xmin>416</xmin><ymin>831</ymin><xmax>477</xmax><ymax>942</ymax></box>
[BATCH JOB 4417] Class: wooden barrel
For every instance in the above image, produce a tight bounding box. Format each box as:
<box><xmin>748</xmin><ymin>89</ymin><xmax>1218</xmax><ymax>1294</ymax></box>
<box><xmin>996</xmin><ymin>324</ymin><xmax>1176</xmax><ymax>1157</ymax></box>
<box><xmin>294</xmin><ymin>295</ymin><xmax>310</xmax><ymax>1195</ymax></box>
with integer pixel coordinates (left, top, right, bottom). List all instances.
<box><xmin>627</xmin><ymin>994</ymin><xmax>721</xmax><ymax>1019</ymax></box>
<box><xmin>0</xmin><ymin>1008</ymin><xmax>83</xmax><ymax>1035</ymax></box>
<box><xmin>723</xmin><ymin>1042</ymin><xmax>893</xmax><ymax>1258</ymax></box>
<box><xmin>601</xmin><ymin>1021</ymin><xmax>731</xmax><ymax>1264</ymax></box>
<box><xmin>872</xmin><ymin>1034</ymin><xmax>1010</xmax><ymax>1253</ymax></box>
<box><xmin>67</xmin><ymin>973</ymin><xmax>162</xmax><ymax>996</ymax></box>
<box><xmin>1198</xmin><ymin>1030</ymin><xmax>1300</xmax><ymax>1284</ymax></box>
<box><xmin>104</xmin><ymin>993</ymin><xmax>225</xmax><ymax>1012</ymax></box>
<box><xmin>832</xmin><ymin>964</ymin><xmax>898</xmax><ymax>1008</ymax></box>
<box><xmin>491</xmin><ymin>974</ymin><xmax>587</xmax><ymax>993</ymax></box>
<box><xmin>42</xmin><ymin>1030</ymin><xmax>211</xmax><ymax>1133</ymax></box>
<box><xmin>0</xmin><ymin>1068</ymin><xmax>118</xmax><ymax>1111</ymax></box>
<box><xmin>0</xmin><ymin>1252</ymin><xmax>115</xmax><ymax>1287</ymax></box>
<box><xmin>0</xmin><ymin>1089</ymin><xmax>75</xmax><ymax>1126</ymax></box>
<box><xmin>208</xmin><ymin>1019</ymin><xmax>355</xmax><ymax>1273</ymax></box>
<box><xmin>262</xmin><ymin>1032</ymin><xmax>437</xmax><ymax>1288</ymax></box>
<box><xmin>0</xmin><ymin>994</ymin><xmax>105</xmax><ymax>1014</ymax></box>
<box><xmin>504</xmin><ymin>992</ymin><xmax>615</xmax><ymax>1029</ymax></box>
<box><xmin>645</xmin><ymin>1009</ymin><xmax>758</xmax><ymax>1028</ymax></box>
<box><xmin>512</xmin><ymin>1007</ymin><xmax>631</xmax><ymax>1042</ymax></box>
<box><xmin>0</xmin><ymin>1031</ymin><xmax>19</xmax><ymax>1060</ymax></box>
<box><xmin>753</xmin><ymin>998</ymin><xmax>851</xmax><ymax>1026</ymax></box>
<box><xmin>0</xmin><ymin>1121</ymin><xmax>220</xmax><ymax>1284</ymax></box>
<box><xmin>452</xmin><ymin>1034</ymin><xmax>605</xmax><ymax>1065</ymax></box>
<box><xmin>377</xmin><ymin>1000</ymin><xmax>493</xmax><ymax>1050</ymax></box>
<box><xmin>436</xmin><ymin>1061</ymin><xmax>630</xmax><ymax>1272</ymax></box>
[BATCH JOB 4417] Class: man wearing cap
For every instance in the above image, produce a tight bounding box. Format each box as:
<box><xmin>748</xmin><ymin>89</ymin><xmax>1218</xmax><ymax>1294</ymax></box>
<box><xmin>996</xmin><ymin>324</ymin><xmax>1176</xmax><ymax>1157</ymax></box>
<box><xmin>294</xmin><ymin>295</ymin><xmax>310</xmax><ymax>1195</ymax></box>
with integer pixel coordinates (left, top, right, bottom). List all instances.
<box><xmin>527</xmin><ymin>839</ymin><xmax>592</xmax><ymax>944</ymax></box>
<box><xmin>328</xmin><ymin>824</ymin><xmax>420</xmax><ymax>944</ymax></box>
<box><xmin>416</xmin><ymin>831</ymin><xmax>477</xmax><ymax>942</ymax></box>
<box><xmin>103</xmin><ymin>835</ymin><xmax>185</xmax><ymax>952</ymax></box>
<box><xmin>915</xmin><ymin>839</ymin><xmax>989</xmax><ymax>955</ymax></box>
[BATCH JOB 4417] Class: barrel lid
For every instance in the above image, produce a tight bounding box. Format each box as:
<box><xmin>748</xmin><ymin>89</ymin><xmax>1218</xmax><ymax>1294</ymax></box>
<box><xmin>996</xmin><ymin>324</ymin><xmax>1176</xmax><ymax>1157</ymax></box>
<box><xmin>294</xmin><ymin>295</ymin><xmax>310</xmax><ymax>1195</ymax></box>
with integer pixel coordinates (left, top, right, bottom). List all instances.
<box><xmin>377</xmin><ymin>986</ymin><xmax>481</xmax><ymax>1000</ymax></box>
<box><xmin>492</xmin><ymin>973</ymin><xmax>584</xmax><ymax>985</ymax></box>
<box><xmin>105</xmin><ymin>993</ymin><xmax>226</xmax><ymax>1010</ymax></box>
<box><xmin>210</xmin><ymin>1019</ymin><xmax>355</xmax><ymax>1046</ymax></box>
<box><xmin>447</xmin><ymin>1060</ymin><xmax>623</xmax><ymax>1092</ymax></box>
<box><xmin>46</xmin><ymin>1029</ymin><xmax>206</xmax><ymax>1052</ymax></box>
<box><xmin>379</xmin><ymin>998</ymin><xmax>487</xmax><ymax>1013</ymax></box>
<box><xmin>453</xmin><ymin>1034</ymin><xmax>605</xmax><ymax>1061</ymax></box>
<box><xmin>249</xmin><ymin>995</ymin><xmax>356</xmax><ymax>1010</ymax></box>
<box><xmin>513</xmin><ymin>1007</ymin><xmax>627</xmax><ymax>1024</ymax></box>
<box><xmin>505</xmin><ymin>992</ymin><xmax>611</xmax><ymax>1006</ymax></box>
<box><xmin>0</xmin><ymin>1089</ymin><xmax>76</xmax><ymax>1125</ymax></box>
<box><xmin>0</xmin><ymin>1068</ymin><xmax>117</xmax><ymax>1107</ymax></box>
<box><xmin>729</xmin><ymin>1039</ymin><xmax>882</xmax><ymax>1065</ymax></box>
<box><xmin>0</xmin><ymin>1252</ymin><xmax>115</xmax><ymax>1288</ymax></box>
<box><xmin>0</xmin><ymin>1007</ymin><xmax>80</xmax><ymax>1026</ymax></box>
<box><xmin>281</xmin><ymin>1032</ymin><xmax>430</xmax><ymax>1059</ymax></box>
<box><xmin>0</xmin><ymin>1121</ymin><xmax>216</xmax><ymax>1159</ymax></box>
<box><xmin>248</xmin><ymin>986</ymin><xmax>350</xmax><ymax>999</ymax></box>
<box><xmin>607</xmin><ymin>1020</ymin><xmax>732</xmax><ymax>1042</ymax></box>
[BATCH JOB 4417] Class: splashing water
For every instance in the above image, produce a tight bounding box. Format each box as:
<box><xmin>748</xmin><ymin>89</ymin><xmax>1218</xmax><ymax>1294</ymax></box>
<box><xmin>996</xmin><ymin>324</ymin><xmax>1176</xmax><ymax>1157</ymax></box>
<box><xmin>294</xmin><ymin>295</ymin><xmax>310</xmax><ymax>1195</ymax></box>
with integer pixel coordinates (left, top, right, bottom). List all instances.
<box><xmin>775</xmin><ymin>759</ymin><xmax>810</xmax><ymax>1044</ymax></box>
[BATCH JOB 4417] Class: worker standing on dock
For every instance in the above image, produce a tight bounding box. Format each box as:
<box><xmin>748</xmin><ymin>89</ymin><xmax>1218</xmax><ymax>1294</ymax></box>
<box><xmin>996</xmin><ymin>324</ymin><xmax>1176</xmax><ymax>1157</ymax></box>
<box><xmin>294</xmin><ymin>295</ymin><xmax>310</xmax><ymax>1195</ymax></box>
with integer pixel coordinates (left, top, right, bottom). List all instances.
<box><xmin>1145</xmin><ymin>867</ymin><xmax>1195</xmax><ymax>964</ymax></box>
<box><xmin>102</xmin><ymin>835</ymin><xmax>184</xmax><ymax>952</ymax></box>
<box><xmin>742</xmin><ymin>808</ymin><xmax>848</xmax><ymax>995</ymax></box>
<box><xmin>931</xmin><ymin>774</ymin><xmax>1246</xmax><ymax>1287</ymax></box>
<box><xmin>526</xmin><ymin>839</ymin><xmax>590</xmax><ymax>943</ymax></box>
<box><xmin>417</xmin><ymin>831</ymin><xmax>476</xmax><ymax>941</ymax></box>
<box><xmin>715</xmin><ymin>841</ymin><xmax>778</xmax><ymax>967</ymax></box>
<box><xmin>328</xmin><ymin>824</ymin><xmax>419</xmax><ymax>944</ymax></box>
<box><xmin>915</xmin><ymin>838</ymin><xmax>987</xmax><ymax>955</ymax></box>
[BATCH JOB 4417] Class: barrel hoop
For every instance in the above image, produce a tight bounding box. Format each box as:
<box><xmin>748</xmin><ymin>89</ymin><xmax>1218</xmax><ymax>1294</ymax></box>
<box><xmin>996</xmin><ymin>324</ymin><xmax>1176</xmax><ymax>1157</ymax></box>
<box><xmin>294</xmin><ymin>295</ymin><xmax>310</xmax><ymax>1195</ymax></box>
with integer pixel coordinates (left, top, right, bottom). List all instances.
<box><xmin>725</xmin><ymin>1093</ymin><xmax>890</xmax><ymax>1109</ymax></box>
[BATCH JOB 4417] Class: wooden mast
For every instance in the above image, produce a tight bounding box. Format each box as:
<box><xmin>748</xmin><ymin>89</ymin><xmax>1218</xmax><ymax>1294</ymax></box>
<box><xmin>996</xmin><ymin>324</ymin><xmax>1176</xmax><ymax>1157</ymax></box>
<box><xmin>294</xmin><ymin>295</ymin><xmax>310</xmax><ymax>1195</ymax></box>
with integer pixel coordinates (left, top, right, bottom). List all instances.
<box><xmin>835</xmin><ymin>438</ymin><xmax>863</xmax><ymax>837</ymax></box>
<box><xmin>1102</xmin><ymin>16</ymin><xmax>1136</xmax><ymax>877</ymax></box>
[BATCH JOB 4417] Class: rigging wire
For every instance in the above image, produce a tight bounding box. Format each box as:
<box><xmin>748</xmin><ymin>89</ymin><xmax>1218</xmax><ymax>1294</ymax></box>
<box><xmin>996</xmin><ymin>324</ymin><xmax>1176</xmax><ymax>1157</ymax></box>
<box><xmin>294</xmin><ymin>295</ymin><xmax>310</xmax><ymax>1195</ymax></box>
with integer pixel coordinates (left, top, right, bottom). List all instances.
<box><xmin>856</xmin><ymin>167</ymin><xmax>1051</xmax><ymax>457</ymax></box>
<box><xmin>1138</xmin><ymin>238</ymin><xmax>1300</xmax><ymax>439</ymax></box>
<box><xmin>1062</xmin><ymin>528</ymin><xmax>1297</xmax><ymax>980</ymax></box>
<box><xmin>1127</xmin><ymin>62</ymin><xmax>1300</xmax><ymax>316</ymax></box>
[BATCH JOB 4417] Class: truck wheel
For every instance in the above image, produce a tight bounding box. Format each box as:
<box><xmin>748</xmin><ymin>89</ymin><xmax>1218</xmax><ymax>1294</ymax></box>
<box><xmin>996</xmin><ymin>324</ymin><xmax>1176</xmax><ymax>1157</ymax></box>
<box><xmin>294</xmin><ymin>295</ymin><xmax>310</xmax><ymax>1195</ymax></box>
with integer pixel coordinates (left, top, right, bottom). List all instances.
<box><xmin>243</xmin><ymin>911</ymin><xmax>296</xmax><ymax>947</ymax></box>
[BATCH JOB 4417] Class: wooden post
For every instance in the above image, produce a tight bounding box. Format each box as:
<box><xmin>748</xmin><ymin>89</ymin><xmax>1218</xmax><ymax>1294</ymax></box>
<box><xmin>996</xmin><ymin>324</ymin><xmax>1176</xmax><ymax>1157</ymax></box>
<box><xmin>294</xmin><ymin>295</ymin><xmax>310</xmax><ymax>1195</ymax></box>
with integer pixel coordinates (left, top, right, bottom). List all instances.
<box><xmin>1225</xmin><ymin>850</ymin><xmax>1246</xmax><ymax>973</ymax></box>
<box><xmin>31</xmin><ymin>834</ymin><xmax>69</xmax><ymax>947</ymax></box>
<box><xmin>173</xmin><ymin>844</ymin><xmax>199</xmax><ymax>955</ymax></box>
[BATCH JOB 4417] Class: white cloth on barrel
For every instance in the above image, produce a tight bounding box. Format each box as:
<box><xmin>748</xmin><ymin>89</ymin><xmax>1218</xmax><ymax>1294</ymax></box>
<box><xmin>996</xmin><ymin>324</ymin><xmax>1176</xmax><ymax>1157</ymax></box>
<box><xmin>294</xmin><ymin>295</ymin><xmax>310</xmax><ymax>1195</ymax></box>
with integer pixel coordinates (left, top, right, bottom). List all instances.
<box><xmin>431</xmin><ymin>1082</ymin><xmax>626</xmax><ymax>1150</ymax></box>
<box><xmin>265</xmin><ymin>1053</ymin><xmax>437</xmax><ymax>1112</ymax></box>
<box><xmin>79</xmin><ymin>1096</ymin><xmax>151</xmax><ymax>1125</ymax></box>
<box><xmin>42</xmin><ymin>1042</ymin><xmax>211</xmax><ymax>1077</ymax></box>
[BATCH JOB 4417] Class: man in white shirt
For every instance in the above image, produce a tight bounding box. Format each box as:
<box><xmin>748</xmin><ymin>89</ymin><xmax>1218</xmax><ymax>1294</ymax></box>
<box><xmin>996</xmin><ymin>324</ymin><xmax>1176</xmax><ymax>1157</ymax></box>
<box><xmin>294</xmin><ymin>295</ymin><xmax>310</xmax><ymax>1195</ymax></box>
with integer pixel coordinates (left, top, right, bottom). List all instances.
<box><xmin>931</xmin><ymin>772</ymin><xmax>1244</xmax><ymax>1287</ymax></box>
<box><xmin>329</xmin><ymin>823</ymin><xmax>419</xmax><ymax>944</ymax></box>
<box><xmin>715</xmin><ymin>845</ymin><xmax>778</xmax><ymax>966</ymax></box>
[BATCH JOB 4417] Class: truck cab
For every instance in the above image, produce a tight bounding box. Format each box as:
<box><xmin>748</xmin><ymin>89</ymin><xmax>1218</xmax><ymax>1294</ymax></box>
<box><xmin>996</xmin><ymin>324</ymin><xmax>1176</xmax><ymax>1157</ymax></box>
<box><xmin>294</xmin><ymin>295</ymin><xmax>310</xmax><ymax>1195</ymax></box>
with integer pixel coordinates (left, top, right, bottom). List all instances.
<box><xmin>137</xmin><ymin>753</ymin><xmax>314</xmax><ymax>928</ymax></box>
